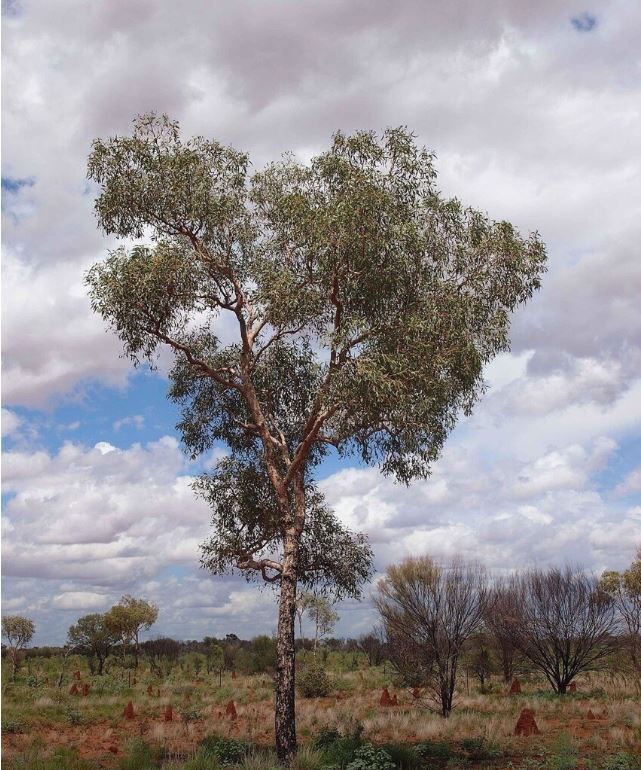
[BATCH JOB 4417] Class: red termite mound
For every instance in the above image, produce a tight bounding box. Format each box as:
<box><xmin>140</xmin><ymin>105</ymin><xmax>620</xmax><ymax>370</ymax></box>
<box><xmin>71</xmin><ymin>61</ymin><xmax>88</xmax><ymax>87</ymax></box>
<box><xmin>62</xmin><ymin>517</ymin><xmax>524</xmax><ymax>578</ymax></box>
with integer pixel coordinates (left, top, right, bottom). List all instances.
<box><xmin>73</xmin><ymin>670</ymin><xmax>81</xmax><ymax>681</ymax></box>
<box><xmin>380</xmin><ymin>687</ymin><xmax>392</xmax><ymax>706</ymax></box>
<box><xmin>164</xmin><ymin>705</ymin><xmax>173</xmax><ymax>722</ymax></box>
<box><xmin>147</xmin><ymin>685</ymin><xmax>154</xmax><ymax>696</ymax></box>
<box><xmin>587</xmin><ymin>709</ymin><xmax>596</xmax><ymax>720</ymax></box>
<box><xmin>568</xmin><ymin>682</ymin><xmax>577</xmax><ymax>693</ymax></box>
<box><xmin>225</xmin><ymin>700</ymin><xmax>237</xmax><ymax>719</ymax></box>
<box><xmin>509</xmin><ymin>678</ymin><xmax>521</xmax><ymax>695</ymax></box>
<box><xmin>390</xmin><ymin>693</ymin><xmax>398</xmax><ymax>706</ymax></box>
<box><xmin>123</xmin><ymin>701</ymin><xmax>135</xmax><ymax>720</ymax></box>
<box><xmin>82</xmin><ymin>683</ymin><xmax>89</xmax><ymax>696</ymax></box>
<box><xmin>69</xmin><ymin>684</ymin><xmax>79</xmax><ymax>695</ymax></box>
<box><xmin>514</xmin><ymin>708</ymin><xmax>539</xmax><ymax>736</ymax></box>
<box><xmin>231</xmin><ymin>670</ymin><xmax>237</xmax><ymax>680</ymax></box>
<box><xmin>412</xmin><ymin>687</ymin><xmax>421</xmax><ymax>699</ymax></box>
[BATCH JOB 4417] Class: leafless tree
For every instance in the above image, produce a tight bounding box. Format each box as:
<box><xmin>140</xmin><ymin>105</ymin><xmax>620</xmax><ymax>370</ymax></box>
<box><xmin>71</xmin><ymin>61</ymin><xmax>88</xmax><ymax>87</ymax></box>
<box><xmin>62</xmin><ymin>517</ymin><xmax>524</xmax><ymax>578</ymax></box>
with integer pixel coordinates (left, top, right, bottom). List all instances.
<box><xmin>504</xmin><ymin>566</ymin><xmax>617</xmax><ymax>694</ymax></box>
<box><xmin>375</xmin><ymin>556</ymin><xmax>488</xmax><ymax>717</ymax></box>
<box><xmin>485</xmin><ymin>582</ymin><xmax>521</xmax><ymax>683</ymax></box>
<box><xmin>358</xmin><ymin>626</ymin><xmax>386</xmax><ymax>666</ymax></box>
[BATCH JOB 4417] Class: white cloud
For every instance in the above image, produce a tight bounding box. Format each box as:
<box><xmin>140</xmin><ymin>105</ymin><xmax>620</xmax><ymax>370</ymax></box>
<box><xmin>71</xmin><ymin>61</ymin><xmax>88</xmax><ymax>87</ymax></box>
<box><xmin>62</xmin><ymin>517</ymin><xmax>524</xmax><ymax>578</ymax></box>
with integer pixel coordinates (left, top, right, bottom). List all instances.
<box><xmin>1</xmin><ymin>408</ymin><xmax>21</xmax><ymax>437</ymax></box>
<box><xmin>2</xmin><ymin>0</ymin><xmax>640</xmax><ymax>643</ymax></box>
<box><xmin>113</xmin><ymin>414</ymin><xmax>145</xmax><ymax>431</ymax></box>
<box><xmin>52</xmin><ymin>591</ymin><xmax>111</xmax><ymax>611</ymax></box>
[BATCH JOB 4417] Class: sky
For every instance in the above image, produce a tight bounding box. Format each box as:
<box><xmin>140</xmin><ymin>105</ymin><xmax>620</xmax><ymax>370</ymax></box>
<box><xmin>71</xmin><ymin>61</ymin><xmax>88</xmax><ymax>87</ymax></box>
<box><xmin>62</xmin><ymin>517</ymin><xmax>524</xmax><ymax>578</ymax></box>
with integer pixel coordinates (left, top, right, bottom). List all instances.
<box><xmin>2</xmin><ymin>0</ymin><xmax>640</xmax><ymax>646</ymax></box>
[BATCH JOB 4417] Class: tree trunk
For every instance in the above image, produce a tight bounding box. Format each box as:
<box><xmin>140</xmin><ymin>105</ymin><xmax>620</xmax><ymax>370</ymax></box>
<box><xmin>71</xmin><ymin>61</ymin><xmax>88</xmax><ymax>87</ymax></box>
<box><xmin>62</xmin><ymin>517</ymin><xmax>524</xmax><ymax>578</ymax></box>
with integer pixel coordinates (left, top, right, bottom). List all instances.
<box><xmin>275</xmin><ymin>532</ymin><xmax>299</xmax><ymax>763</ymax></box>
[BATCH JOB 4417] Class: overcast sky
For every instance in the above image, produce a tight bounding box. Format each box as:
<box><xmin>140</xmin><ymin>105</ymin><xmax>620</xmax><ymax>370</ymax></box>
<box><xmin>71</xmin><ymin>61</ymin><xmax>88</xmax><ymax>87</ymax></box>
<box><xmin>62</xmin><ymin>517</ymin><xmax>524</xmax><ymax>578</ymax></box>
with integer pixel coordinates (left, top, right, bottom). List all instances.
<box><xmin>2</xmin><ymin>0</ymin><xmax>640</xmax><ymax>646</ymax></box>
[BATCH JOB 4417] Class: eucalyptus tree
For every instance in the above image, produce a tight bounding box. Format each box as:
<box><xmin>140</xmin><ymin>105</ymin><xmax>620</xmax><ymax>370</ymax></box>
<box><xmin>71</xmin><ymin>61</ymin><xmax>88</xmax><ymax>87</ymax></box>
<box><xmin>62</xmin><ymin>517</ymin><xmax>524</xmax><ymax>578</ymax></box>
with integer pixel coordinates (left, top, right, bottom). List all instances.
<box><xmin>86</xmin><ymin>114</ymin><xmax>545</xmax><ymax>760</ymax></box>
<box><xmin>600</xmin><ymin>548</ymin><xmax>641</xmax><ymax>685</ymax></box>
<box><xmin>104</xmin><ymin>595</ymin><xmax>158</xmax><ymax>668</ymax></box>
<box><xmin>68</xmin><ymin>613</ymin><xmax>117</xmax><ymax>675</ymax></box>
<box><xmin>1</xmin><ymin>615</ymin><xmax>35</xmax><ymax>679</ymax></box>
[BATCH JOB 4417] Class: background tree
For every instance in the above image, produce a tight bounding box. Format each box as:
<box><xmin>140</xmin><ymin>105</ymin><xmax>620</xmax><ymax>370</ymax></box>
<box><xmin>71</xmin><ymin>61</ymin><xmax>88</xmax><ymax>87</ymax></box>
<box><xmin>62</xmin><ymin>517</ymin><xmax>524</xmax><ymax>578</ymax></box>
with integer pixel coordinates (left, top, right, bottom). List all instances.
<box><xmin>105</xmin><ymin>596</ymin><xmax>158</xmax><ymax>668</ymax></box>
<box><xmin>358</xmin><ymin>627</ymin><xmax>386</xmax><ymax>666</ymax></box>
<box><xmin>600</xmin><ymin>547</ymin><xmax>641</xmax><ymax>688</ymax></box>
<box><xmin>67</xmin><ymin>613</ymin><xmax>117</xmax><ymax>675</ymax></box>
<box><xmin>142</xmin><ymin>637</ymin><xmax>181</xmax><ymax>679</ymax></box>
<box><xmin>485</xmin><ymin>582</ymin><xmax>521</xmax><ymax>684</ymax></box>
<box><xmin>467</xmin><ymin>630</ymin><xmax>496</xmax><ymax>693</ymax></box>
<box><xmin>376</xmin><ymin>556</ymin><xmax>488</xmax><ymax>716</ymax></box>
<box><xmin>1</xmin><ymin>615</ymin><xmax>35</xmax><ymax>679</ymax></box>
<box><xmin>203</xmin><ymin>637</ymin><xmax>225</xmax><ymax>683</ymax></box>
<box><xmin>86</xmin><ymin>114</ymin><xmax>545</xmax><ymax>759</ymax></box>
<box><xmin>299</xmin><ymin>592</ymin><xmax>339</xmax><ymax>655</ymax></box>
<box><xmin>504</xmin><ymin>567</ymin><xmax>618</xmax><ymax>694</ymax></box>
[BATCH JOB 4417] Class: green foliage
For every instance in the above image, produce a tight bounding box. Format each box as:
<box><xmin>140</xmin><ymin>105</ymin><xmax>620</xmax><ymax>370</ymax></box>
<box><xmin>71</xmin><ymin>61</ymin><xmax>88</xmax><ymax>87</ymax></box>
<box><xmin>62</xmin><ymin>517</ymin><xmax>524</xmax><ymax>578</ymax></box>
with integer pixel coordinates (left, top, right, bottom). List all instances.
<box><xmin>2</xmin><ymin>718</ymin><xmax>26</xmax><ymax>733</ymax></box>
<box><xmin>312</xmin><ymin>727</ymin><xmax>342</xmax><ymax>750</ymax></box>
<box><xmin>5</xmin><ymin>744</ymin><xmax>94</xmax><ymax>770</ymax></box>
<box><xmin>600</xmin><ymin>753</ymin><xmax>641</xmax><ymax>770</ymax></box>
<box><xmin>313</xmin><ymin>721</ymin><xmax>364</xmax><ymax>768</ymax></box>
<box><xmin>65</xmin><ymin>708</ymin><xmax>83</xmax><ymax>726</ymax></box>
<box><xmin>199</xmin><ymin>735</ymin><xmax>251</xmax><ymax>765</ymax></box>
<box><xmin>377</xmin><ymin>743</ymin><xmax>420</xmax><ymax>769</ymax></box>
<box><xmin>343</xmin><ymin>744</ymin><xmax>395</xmax><ymax>770</ymax></box>
<box><xmin>415</xmin><ymin>740</ymin><xmax>456</xmax><ymax>760</ymax></box>
<box><xmin>457</xmin><ymin>736</ymin><xmax>503</xmax><ymax>761</ymax></box>
<box><xmin>181</xmin><ymin>706</ymin><xmax>203</xmax><ymax>723</ymax></box>
<box><xmin>118</xmin><ymin>739</ymin><xmax>163</xmax><ymax>770</ymax></box>
<box><xmin>547</xmin><ymin>734</ymin><xmax>579</xmax><ymax>770</ymax></box>
<box><xmin>86</xmin><ymin>114</ymin><xmax>545</xmax><ymax>603</ymax></box>
<box><xmin>297</xmin><ymin>663</ymin><xmax>331</xmax><ymax>697</ymax></box>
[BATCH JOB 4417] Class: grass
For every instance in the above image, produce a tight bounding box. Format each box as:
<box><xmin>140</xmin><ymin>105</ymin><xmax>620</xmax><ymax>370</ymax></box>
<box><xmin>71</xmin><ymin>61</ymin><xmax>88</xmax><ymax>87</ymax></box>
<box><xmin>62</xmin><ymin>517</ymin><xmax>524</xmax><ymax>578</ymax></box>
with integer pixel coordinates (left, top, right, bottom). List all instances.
<box><xmin>2</xmin><ymin>661</ymin><xmax>640</xmax><ymax>770</ymax></box>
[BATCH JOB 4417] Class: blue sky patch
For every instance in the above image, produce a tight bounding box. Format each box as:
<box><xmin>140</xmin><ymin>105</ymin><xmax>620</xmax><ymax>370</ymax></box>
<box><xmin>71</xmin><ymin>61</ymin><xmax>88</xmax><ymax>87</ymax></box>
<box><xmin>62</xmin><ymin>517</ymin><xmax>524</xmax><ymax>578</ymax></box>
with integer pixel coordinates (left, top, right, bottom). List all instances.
<box><xmin>571</xmin><ymin>13</ymin><xmax>597</xmax><ymax>32</ymax></box>
<box><xmin>1</xmin><ymin>176</ymin><xmax>35</xmax><ymax>193</ymax></box>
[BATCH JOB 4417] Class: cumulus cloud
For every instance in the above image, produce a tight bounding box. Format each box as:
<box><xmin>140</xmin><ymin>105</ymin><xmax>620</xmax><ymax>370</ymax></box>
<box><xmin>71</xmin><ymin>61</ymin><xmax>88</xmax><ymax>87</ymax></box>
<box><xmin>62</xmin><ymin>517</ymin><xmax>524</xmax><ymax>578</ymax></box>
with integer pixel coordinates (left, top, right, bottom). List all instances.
<box><xmin>2</xmin><ymin>0</ymin><xmax>641</xmax><ymax>409</ymax></box>
<box><xmin>1</xmin><ymin>408</ymin><xmax>21</xmax><ymax>437</ymax></box>
<box><xmin>2</xmin><ymin>0</ymin><xmax>640</xmax><ymax>642</ymax></box>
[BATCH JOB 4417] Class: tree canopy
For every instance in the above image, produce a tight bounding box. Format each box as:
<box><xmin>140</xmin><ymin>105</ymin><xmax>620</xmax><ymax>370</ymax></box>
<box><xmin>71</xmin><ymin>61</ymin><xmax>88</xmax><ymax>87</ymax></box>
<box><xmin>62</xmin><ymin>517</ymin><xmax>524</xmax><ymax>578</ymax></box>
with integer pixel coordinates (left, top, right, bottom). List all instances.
<box><xmin>86</xmin><ymin>113</ymin><xmax>546</xmax><ymax>759</ymax></box>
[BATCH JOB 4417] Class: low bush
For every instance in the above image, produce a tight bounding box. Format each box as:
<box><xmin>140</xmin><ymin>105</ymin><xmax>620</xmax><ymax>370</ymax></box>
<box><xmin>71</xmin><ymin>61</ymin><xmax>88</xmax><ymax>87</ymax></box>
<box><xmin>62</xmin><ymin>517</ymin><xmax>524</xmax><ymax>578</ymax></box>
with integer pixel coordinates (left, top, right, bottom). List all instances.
<box><xmin>344</xmin><ymin>744</ymin><xmax>395</xmax><ymax>770</ymax></box>
<box><xmin>600</xmin><ymin>754</ymin><xmax>641</xmax><ymax>770</ymax></box>
<box><xmin>297</xmin><ymin>664</ymin><xmax>331</xmax><ymax>698</ymax></box>
<box><xmin>118</xmin><ymin>739</ymin><xmax>163</xmax><ymax>770</ymax></box>
<box><xmin>199</xmin><ymin>735</ymin><xmax>250</xmax><ymax>765</ymax></box>
<box><xmin>415</xmin><ymin>740</ymin><xmax>457</xmax><ymax>760</ymax></box>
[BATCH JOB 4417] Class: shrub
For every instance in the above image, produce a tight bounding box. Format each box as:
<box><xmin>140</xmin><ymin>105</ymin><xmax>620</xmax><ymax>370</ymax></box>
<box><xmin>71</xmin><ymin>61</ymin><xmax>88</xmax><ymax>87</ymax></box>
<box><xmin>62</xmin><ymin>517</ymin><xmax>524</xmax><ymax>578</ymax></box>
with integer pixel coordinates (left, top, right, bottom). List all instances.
<box><xmin>180</xmin><ymin>706</ymin><xmax>202</xmax><ymax>723</ymax></box>
<box><xmin>199</xmin><ymin>735</ymin><xmax>250</xmax><ymax>765</ymax></box>
<box><xmin>118</xmin><ymin>739</ymin><xmax>163</xmax><ymax>770</ymax></box>
<box><xmin>2</xmin><ymin>719</ymin><xmax>26</xmax><ymax>734</ymax></box>
<box><xmin>5</xmin><ymin>745</ymin><xmax>94</xmax><ymax>770</ymax></box>
<box><xmin>312</xmin><ymin>727</ymin><xmax>342</xmax><ymax>750</ymax></box>
<box><xmin>379</xmin><ymin>743</ymin><xmax>420</xmax><ymax>769</ymax></box>
<box><xmin>344</xmin><ymin>744</ymin><xmax>395</xmax><ymax>770</ymax></box>
<box><xmin>548</xmin><ymin>734</ymin><xmax>579</xmax><ymax>770</ymax></box>
<box><xmin>65</xmin><ymin>709</ymin><xmax>83</xmax><ymax>726</ymax></box>
<box><xmin>298</xmin><ymin>664</ymin><xmax>331</xmax><ymax>698</ymax></box>
<box><xmin>601</xmin><ymin>754</ymin><xmax>641</xmax><ymax>770</ymax></box>
<box><xmin>318</xmin><ymin>723</ymin><xmax>365</xmax><ymax>769</ymax></box>
<box><xmin>458</xmin><ymin>736</ymin><xmax>503</xmax><ymax>761</ymax></box>
<box><xmin>415</xmin><ymin>740</ymin><xmax>456</xmax><ymax>760</ymax></box>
